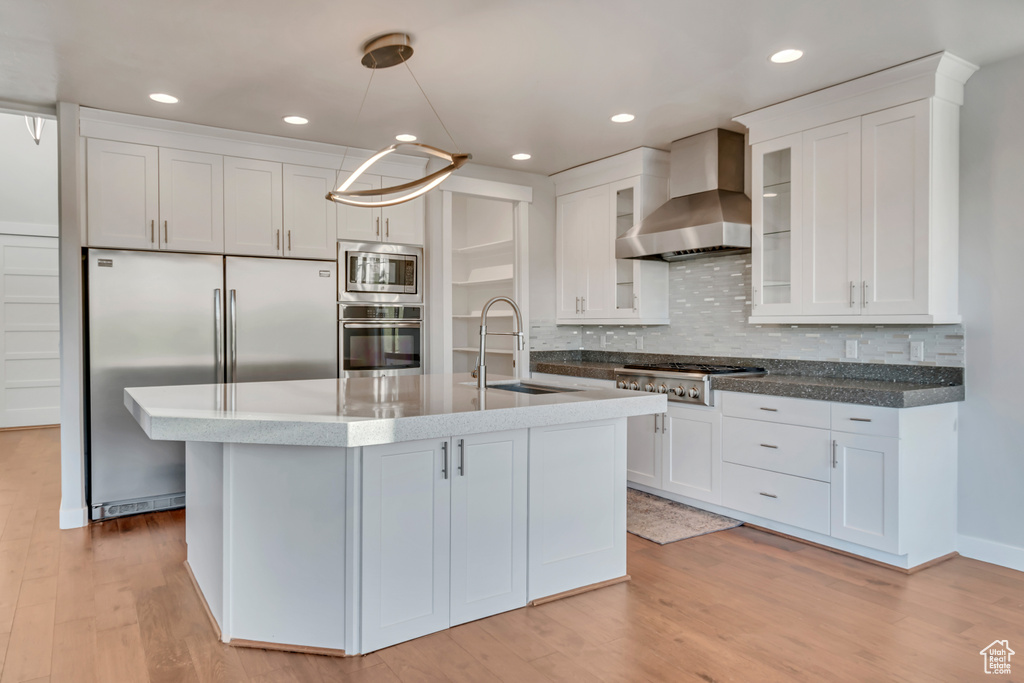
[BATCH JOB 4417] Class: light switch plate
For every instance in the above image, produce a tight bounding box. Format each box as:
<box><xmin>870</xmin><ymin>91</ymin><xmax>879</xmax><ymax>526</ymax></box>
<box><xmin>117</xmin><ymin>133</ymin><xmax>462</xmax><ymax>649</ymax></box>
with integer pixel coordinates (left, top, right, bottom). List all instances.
<box><xmin>910</xmin><ymin>341</ymin><xmax>924</xmax><ymax>362</ymax></box>
<box><xmin>845</xmin><ymin>340</ymin><xmax>858</xmax><ymax>359</ymax></box>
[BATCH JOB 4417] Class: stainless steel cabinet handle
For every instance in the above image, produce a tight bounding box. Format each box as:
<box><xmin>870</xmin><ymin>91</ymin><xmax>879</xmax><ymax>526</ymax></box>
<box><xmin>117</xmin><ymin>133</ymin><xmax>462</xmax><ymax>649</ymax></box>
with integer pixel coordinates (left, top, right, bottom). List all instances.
<box><xmin>386</xmin><ymin>217</ymin><xmax>390</xmax><ymax>239</ymax></box>
<box><xmin>759</xmin><ymin>407</ymin><xmax>778</xmax><ymax>412</ymax></box>
<box><xmin>458</xmin><ymin>439</ymin><xmax>465</xmax><ymax>476</ymax></box>
<box><xmin>228</xmin><ymin>289</ymin><xmax>237</xmax><ymax>383</ymax></box>
<box><xmin>849</xmin><ymin>417</ymin><xmax>872</xmax><ymax>422</ymax></box>
<box><xmin>633</xmin><ymin>294</ymin><xmax>638</xmax><ymax>312</ymax></box>
<box><xmin>287</xmin><ymin>230</ymin><xmax>292</xmax><ymax>251</ymax></box>
<box><xmin>575</xmin><ymin>297</ymin><xmax>580</xmax><ymax>314</ymax></box>
<box><xmin>581</xmin><ymin>297</ymin><xmax>586</xmax><ymax>312</ymax></box>
<box><xmin>150</xmin><ymin>220</ymin><xmax>155</xmax><ymax>244</ymax></box>
<box><xmin>759</xmin><ymin>492</ymin><xmax>778</xmax><ymax>499</ymax></box>
<box><xmin>832</xmin><ymin>440</ymin><xmax>838</xmax><ymax>468</ymax></box>
<box><xmin>760</xmin><ymin>443</ymin><xmax>778</xmax><ymax>449</ymax></box>
<box><xmin>214</xmin><ymin>289</ymin><xmax>224</xmax><ymax>381</ymax></box>
<box><xmin>164</xmin><ymin>220</ymin><xmax>169</xmax><ymax>243</ymax></box>
<box><xmin>849</xmin><ymin>281</ymin><xmax>855</xmax><ymax>308</ymax></box>
<box><xmin>376</xmin><ymin>217</ymin><xmax>380</xmax><ymax>237</ymax></box>
<box><xmin>862</xmin><ymin>281</ymin><xmax>868</xmax><ymax>308</ymax></box>
<box><xmin>654</xmin><ymin>413</ymin><xmax>659</xmax><ymax>433</ymax></box>
<box><xmin>441</xmin><ymin>442</ymin><xmax>449</xmax><ymax>479</ymax></box>
<box><xmin>276</xmin><ymin>230</ymin><xmax>280</xmax><ymax>250</ymax></box>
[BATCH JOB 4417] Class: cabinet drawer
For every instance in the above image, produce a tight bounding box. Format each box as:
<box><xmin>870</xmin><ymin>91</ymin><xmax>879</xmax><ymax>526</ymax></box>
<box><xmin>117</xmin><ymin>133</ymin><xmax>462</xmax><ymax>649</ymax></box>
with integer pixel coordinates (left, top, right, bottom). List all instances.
<box><xmin>722</xmin><ymin>417</ymin><xmax>831</xmax><ymax>482</ymax></box>
<box><xmin>831</xmin><ymin>403</ymin><xmax>899</xmax><ymax>437</ymax></box>
<box><xmin>720</xmin><ymin>391</ymin><xmax>830</xmax><ymax>429</ymax></box>
<box><xmin>722</xmin><ymin>463</ymin><xmax>830</xmax><ymax>535</ymax></box>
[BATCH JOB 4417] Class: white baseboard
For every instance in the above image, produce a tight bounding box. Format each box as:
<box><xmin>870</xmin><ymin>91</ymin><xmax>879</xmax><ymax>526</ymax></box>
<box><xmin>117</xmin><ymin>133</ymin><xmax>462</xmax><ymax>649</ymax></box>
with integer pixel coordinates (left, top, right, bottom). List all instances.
<box><xmin>59</xmin><ymin>505</ymin><xmax>89</xmax><ymax>529</ymax></box>
<box><xmin>957</xmin><ymin>534</ymin><xmax>1024</xmax><ymax>573</ymax></box>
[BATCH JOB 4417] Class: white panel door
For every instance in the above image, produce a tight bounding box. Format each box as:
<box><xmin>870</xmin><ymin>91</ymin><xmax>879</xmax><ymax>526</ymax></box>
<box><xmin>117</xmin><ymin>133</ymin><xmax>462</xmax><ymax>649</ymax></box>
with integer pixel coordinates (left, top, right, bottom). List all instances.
<box><xmin>224</xmin><ymin>157</ymin><xmax>283</xmax><ymax>257</ymax></box>
<box><xmin>158</xmin><ymin>148</ymin><xmax>224</xmax><ymax>253</ymax></box>
<box><xmin>381</xmin><ymin>176</ymin><xmax>425</xmax><ymax>245</ymax></box>
<box><xmin>528</xmin><ymin>418</ymin><xmax>627</xmax><ymax>600</ymax></box>
<box><xmin>801</xmin><ymin>118</ymin><xmax>861</xmax><ymax>315</ymax></box>
<box><xmin>283</xmin><ymin>165</ymin><xmax>338</xmax><ymax>260</ymax></box>
<box><xmin>661</xmin><ymin>404</ymin><xmax>722</xmax><ymax>504</ymax></box>
<box><xmin>626</xmin><ymin>413</ymin><xmax>661</xmax><ymax>487</ymax></box>
<box><xmin>86</xmin><ymin>138</ymin><xmax>159</xmax><ymax>249</ymax></box>
<box><xmin>830</xmin><ymin>433</ymin><xmax>900</xmax><ymax>553</ymax></box>
<box><xmin>583</xmin><ymin>184</ymin><xmax>613</xmax><ymax>319</ymax></box>
<box><xmin>555</xmin><ymin>189</ymin><xmax>586</xmax><ymax>320</ymax></box>
<box><xmin>0</xmin><ymin>235</ymin><xmax>60</xmax><ymax>427</ymax></box>
<box><xmin>751</xmin><ymin>134</ymin><xmax>803</xmax><ymax>316</ymax></box>
<box><xmin>861</xmin><ymin>100</ymin><xmax>931</xmax><ymax>316</ymax></box>
<box><xmin>449</xmin><ymin>430</ymin><xmax>527</xmax><ymax>626</ymax></box>
<box><xmin>336</xmin><ymin>175</ymin><xmax>382</xmax><ymax>243</ymax></box>
<box><xmin>362</xmin><ymin>438</ymin><xmax>450</xmax><ymax>653</ymax></box>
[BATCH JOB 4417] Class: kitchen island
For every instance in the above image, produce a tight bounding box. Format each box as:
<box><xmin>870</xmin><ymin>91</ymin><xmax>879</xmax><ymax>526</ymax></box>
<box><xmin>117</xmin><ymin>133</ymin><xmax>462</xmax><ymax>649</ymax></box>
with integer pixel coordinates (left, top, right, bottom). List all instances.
<box><xmin>124</xmin><ymin>373</ymin><xmax>666</xmax><ymax>655</ymax></box>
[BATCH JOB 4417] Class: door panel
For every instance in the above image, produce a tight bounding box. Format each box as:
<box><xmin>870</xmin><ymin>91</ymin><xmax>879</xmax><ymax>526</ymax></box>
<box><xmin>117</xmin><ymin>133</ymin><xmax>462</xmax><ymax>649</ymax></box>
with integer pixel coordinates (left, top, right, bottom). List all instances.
<box><xmin>556</xmin><ymin>190</ymin><xmax>585</xmax><ymax>319</ymax></box>
<box><xmin>283</xmin><ymin>165</ymin><xmax>338</xmax><ymax>260</ymax></box>
<box><xmin>661</xmin><ymin>404</ymin><xmax>722</xmax><ymax>504</ymax></box>
<box><xmin>337</xmin><ymin>175</ymin><xmax>381</xmax><ymax>243</ymax></box>
<box><xmin>224</xmin><ymin>157</ymin><xmax>283</xmax><ymax>256</ymax></box>
<box><xmin>626</xmin><ymin>413</ymin><xmax>660</xmax><ymax>487</ymax></box>
<box><xmin>583</xmin><ymin>184</ymin><xmax>613</xmax><ymax>318</ymax></box>
<box><xmin>751</xmin><ymin>134</ymin><xmax>803</xmax><ymax>316</ymax></box>
<box><xmin>831</xmin><ymin>433</ymin><xmax>900</xmax><ymax>553</ymax></box>
<box><xmin>381</xmin><ymin>176</ymin><xmax>425</xmax><ymax>245</ymax></box>
<box><xmin>86</xmin><ymin>139</ymin><xmax>159</xmax><ymax>249</ymax></box>
<box><xmin>159</xmin><ymin>148</ymin><xmax>224</xmax><ymax>253</ymax></box>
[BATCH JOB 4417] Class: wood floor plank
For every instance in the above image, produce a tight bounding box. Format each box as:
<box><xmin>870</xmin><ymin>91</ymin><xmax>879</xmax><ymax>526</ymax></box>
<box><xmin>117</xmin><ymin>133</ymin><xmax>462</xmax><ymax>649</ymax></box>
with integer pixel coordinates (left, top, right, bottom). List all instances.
<box><xmin>184</xmin><ymin>633</ymin><xmax>248</xmax><ymax>683</ymax></box>
<box><xmin>95</xmin><ymin>624</ymin><xmax>150</xmax><ymax>683</ymax></box>
<box><xmin>49</xmin><ymin>617</ymin><xmax>96</xmax><ymax>683</ymax></box>
<box><xmin>1</xmin><ymin>600</ymin><xmax>55</xmax><ymax>683</ymax></box>
<box><xmin>448</xmin><ymin>620</ymin><xmax>554</xmax><ymax>683</ymax></box>
<box><xmin>135</xmin><ymin>585</ymin><xmax>200</xmax><ymax>683</ymax></box>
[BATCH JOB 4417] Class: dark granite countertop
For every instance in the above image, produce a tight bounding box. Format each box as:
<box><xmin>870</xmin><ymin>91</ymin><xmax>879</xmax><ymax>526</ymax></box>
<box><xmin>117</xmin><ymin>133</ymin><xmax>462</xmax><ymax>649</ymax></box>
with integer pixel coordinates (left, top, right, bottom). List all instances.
<box><xmin>530</xmin><ymin>350</ymin><xmax>963</xmax><ymax>408</ymax></box>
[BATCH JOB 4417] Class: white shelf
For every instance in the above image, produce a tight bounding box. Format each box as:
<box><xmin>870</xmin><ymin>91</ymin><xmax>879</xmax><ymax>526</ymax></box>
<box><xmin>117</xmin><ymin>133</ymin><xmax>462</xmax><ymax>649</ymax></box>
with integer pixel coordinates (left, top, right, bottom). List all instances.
<box><xmin>453</xmin><ymin>347</ymin><xmax>514</xmax><ymax>355</ymax></box>
<box><xmin>453</xmin><ymin>238</ymin><xmax>514</xmax><ymax>256</ymax></box>
<box><xmin>452</xmin><ymin>276</ymin><xmax>514</xmax><ymax>287</ymax></box>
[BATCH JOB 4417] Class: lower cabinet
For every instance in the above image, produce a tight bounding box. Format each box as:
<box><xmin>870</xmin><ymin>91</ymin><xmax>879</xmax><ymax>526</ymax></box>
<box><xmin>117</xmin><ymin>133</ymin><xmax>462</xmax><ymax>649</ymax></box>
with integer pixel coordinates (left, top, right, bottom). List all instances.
<box><xmin>830</xmin><ymin>432</ymin><xmax>899</xmax><ymax>553</ymax></box>
<box><xmin>361</xmin><ymin>430</ymin><xmax>527</xmax><ymax>652</ymax></box>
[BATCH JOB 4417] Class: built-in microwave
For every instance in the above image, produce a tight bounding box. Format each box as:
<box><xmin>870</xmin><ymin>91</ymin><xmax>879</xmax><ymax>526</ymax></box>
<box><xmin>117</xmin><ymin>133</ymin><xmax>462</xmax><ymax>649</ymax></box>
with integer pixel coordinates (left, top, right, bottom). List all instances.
<box><xmin>338</xmin><ymin>241</ymin><xmax>422</xmax><ymax>304</ymax></box>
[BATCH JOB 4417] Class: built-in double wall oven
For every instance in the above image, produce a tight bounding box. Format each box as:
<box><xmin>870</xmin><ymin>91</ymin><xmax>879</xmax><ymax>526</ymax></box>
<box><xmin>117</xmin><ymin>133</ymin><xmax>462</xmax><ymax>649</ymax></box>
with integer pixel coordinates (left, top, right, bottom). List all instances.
<box><xmin>338</xmin><ymin>241</ymin><xmax>424</xmax><ymax>377</ymax></box>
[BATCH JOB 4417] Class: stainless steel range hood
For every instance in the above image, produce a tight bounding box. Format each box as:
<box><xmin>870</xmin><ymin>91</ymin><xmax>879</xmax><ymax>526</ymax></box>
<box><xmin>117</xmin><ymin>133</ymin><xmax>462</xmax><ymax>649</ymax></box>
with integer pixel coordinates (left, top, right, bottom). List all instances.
<box><xmin>616</xmin><ymin>129</ymin><xmax>751</xmax><ymax>262</ymax></box>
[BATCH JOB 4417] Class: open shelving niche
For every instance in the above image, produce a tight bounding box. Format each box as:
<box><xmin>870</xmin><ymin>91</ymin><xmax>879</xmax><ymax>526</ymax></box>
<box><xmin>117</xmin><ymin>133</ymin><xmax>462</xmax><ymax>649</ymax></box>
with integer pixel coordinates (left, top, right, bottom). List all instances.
<box><xmin>436</xmin><ymin>178</ymin><xmax>531</xmax><ymax>377</ymax></box>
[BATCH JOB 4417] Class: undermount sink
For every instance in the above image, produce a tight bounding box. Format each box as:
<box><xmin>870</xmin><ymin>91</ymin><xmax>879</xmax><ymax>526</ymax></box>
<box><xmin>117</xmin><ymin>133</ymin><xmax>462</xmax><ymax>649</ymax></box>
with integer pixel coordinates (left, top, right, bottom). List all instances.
<box><xmin>486</xmin><ymin>381</ymin><xmax>584</xmax><ymax>395</ymax></box>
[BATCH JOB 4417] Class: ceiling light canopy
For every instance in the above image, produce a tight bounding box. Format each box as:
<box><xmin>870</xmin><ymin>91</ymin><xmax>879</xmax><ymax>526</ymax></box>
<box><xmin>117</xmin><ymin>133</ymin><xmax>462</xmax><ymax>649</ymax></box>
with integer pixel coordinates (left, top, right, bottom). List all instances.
<box><xmin>327</xmin><ymin>33</ymin><xmax>471</xmax><ymax>209</ymax></box>
<box><xmin>512</xmin><ymin>153</ymin><xmax>531</xmax><ymax>161</ymax></box>
<box><xmin>769</xmin><ymin>49</ymin><xmax>803</xmax><ymax>64</ymax></box>
<box><xmin>149</xmin><ymin>93</ymin><xmax>178</xmax><ymax>104</ymax></box>
<box><xmin>283</xmin><ymin>115</ymin><xmax>309</xmax><ymax>125</ymax></box>
<box><xmin>611</xmin><ymin>113</ymin><xmax>635</xmax><ymax>123</ymax></box>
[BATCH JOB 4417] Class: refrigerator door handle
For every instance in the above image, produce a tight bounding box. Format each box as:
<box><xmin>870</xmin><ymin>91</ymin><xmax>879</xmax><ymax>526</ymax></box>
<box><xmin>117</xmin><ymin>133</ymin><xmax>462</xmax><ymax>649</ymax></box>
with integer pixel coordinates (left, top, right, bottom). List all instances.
<box><xmin>214</xmin><ymin>289</ymin><xmax>224</xmax><ymax>382</ymax></box>
<box><xmin>228</xmin><ymin>289</ymin><xmax>238</xmax><ymax>383</ymax></box>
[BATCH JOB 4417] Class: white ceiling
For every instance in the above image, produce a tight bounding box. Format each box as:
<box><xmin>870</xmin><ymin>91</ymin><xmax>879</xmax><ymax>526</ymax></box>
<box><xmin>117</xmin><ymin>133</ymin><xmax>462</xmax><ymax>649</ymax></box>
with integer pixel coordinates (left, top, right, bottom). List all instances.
<box><xmin>3</xmin><ymin>0</ymin><xmax>1024</xmax><ymax>174</ymax></box>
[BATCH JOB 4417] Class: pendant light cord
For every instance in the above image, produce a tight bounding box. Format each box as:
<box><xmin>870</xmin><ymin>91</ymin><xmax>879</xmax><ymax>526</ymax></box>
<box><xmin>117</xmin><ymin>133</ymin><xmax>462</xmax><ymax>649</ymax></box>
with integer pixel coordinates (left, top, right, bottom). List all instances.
<box><xmin>401</xmin><ymin>55</ymin><xmax>461</xmax><ymax>153</ymax></box>
<box><xmin>337</xmin><ymin>67</ymin><xmax>377</xmax><ymax>185</ymax></box>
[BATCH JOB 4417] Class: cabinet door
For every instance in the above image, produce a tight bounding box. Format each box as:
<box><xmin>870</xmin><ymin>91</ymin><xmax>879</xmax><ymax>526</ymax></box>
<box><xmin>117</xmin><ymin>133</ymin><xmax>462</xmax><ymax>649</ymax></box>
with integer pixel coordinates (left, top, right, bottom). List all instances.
<box><xmin>583</xmin><ymin>184</ymin><xmax>614</xmax><ymax>319</ymax></box>
<box><xmin>381</xmin><ymin>176</ymin><xmax>425</xmax><ymax>245</ymax></box>
<box><xmin>800</xmin><ymin>119</ymin><xmax>861</xmax><ymax>315</ymax></box>
<box><xmin>555</xmin><ymin>189</ymin><xmax>586</xmax><ymax>319</ymax></box>
<box><xmin>450</xmin><ymin>430</ymin><xmax>527</xmax><ymax>626</ymax></box>
<box><xmin>830</xmin><ymin>433</ymin><xmax>900</xmax><ymax>553</ymax></box>
<box><xmin>751</xmin><ymin>134</ymin><xmax>802</xmax><ymax>316</ymax></box>
<box><xmin>224</xmin><ymin>157</ymin><xmax>283</xmax><ymax>256</ymax></box>
<box><xmin>158</xmin><ymin>148</ymin><xmax>225</xmax><ymax>253</ymax></box>
<box><xmin>283</xmin><ymin>164</ymin><xmax>338</xmax><ymax>260</ymax></box>
<box><xmin>362</xmin><ymin>438</ymin><xmax>450</xmax><ymax>652</ymax></box>
<box><xmin>626</xmin><ymin>413</ymin><xmax>661</xmax><ymax>487</ymax></box>
<box><xmin>86</xmin><ymin>139</ymin><xmax>159</xmax><ymax>249</ymax></box>
<box><xmin>610</xmin><ymin>177</ymin><xmax>641</xmax><ymax>319</ymax></box>
<box><xmin>336</xmin><ymin>175</ymin><xmax>382</xmax><ymax>243</ymax></box>
<box><xmin>861</xmin><ymin>100</ymin><xmax>930</xmax><ymax>316</ymax></box>
<box><xmin>661</xmin><ymin>404</ymin><xmax>722</xmax><ymax>504</ymax></box>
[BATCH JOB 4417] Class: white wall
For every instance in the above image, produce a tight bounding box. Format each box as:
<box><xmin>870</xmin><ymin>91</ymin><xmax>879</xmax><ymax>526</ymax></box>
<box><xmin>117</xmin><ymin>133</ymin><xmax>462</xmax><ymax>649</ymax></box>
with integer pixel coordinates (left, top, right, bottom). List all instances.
<box><xmin>957</xmin><ymin>51</ymin><xmax>1024</xmax><ymax>570</ymax></box>
<box><xmin>0</xmin><ymin>112</ymin><xmax>58</xmax><ymax>237</ymax></box>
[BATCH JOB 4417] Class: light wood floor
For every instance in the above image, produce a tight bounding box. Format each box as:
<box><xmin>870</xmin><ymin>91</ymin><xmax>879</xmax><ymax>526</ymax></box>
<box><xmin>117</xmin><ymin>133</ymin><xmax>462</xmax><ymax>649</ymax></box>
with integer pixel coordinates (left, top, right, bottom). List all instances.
<box><xmin>2</xmin><ymin>427</ymin><xmax>1023</xmax><ymax>682</ymax></box>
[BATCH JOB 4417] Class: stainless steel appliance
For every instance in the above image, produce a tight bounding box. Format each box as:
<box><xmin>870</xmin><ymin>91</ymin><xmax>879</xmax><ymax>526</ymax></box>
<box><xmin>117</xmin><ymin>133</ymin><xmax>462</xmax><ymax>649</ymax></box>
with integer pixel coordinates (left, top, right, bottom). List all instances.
<box><xmin>340</xmin><ymin>304</ymin><xmax>422</xmax><ymax>377</ymax></box>
<box><xmin>615</xmin><ymin>129</ymin><xmax>752</xmax><ymax>261</ymax></box>
<box><xmin>338</xmin><ymin>240</ymin><xmax>422</xmax><ymax>303</ymax></box>
<box><xmin>614</xmin><ymin>363</ymin><xmax>765</xmax><ymax>406</ymax></box>
<box><xmin>87</xmin><ymin>250</ymin><xmax>338</xmax><ymax>520</ymax></box>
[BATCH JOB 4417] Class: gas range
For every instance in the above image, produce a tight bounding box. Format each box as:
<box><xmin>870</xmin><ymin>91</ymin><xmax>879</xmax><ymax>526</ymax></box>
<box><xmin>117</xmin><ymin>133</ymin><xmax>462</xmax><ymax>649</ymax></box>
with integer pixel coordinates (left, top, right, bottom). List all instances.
<box><xmin>614</xmin><ymin>363</ymin><xmax>766</xmax><ymax>406</ymax></box>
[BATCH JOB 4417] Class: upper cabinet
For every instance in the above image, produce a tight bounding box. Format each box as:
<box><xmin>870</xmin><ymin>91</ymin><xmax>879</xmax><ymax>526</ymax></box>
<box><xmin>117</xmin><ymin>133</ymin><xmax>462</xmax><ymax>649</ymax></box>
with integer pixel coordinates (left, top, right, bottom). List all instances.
<box><xmin>737</xmin><ymin>52</ymin><xmax>978</xmax><ymax>324</ymax></box>
<box><xmin>282</xmin><ymin>164</ymin><xmax>338</xmax><ymax>260</ymax></box>
<box><xmin>224</xmin><ymin>157</ymin><xmax>283</xmax><ymax>257</ymax></box>
<box><xmin>158</xmin><ymin>148</ymin><xmax>224</xmax><ymax>253</ymax></box>
<box><xmin>337</xmin><ymin>175</ymin><xmax>425</xmax><ymax>246</ymax></box>
<box><xmin>553</xmin><ymin>148</ymin><xmax>670</xmax><ymax>325</ymax></box>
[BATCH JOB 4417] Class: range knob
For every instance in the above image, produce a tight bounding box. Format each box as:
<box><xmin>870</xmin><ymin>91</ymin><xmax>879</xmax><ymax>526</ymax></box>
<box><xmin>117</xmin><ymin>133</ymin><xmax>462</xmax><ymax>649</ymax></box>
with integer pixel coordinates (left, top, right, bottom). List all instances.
<box><xmin>657</xmin><ymin>384</ymin><xmax>668</xmax><ymax>394</ymax></box>
<box><xmin>673</xmin><ymin>386</ymin><xmax>686</xmax><ymax>396</ymax></box>
<box><xmin>616</xmin><ymin>380</ymin><xmax>627</xmax><ymax>389</ymax></box>
<box><xmin>644</xmin><ymin>383</ymin><xmax>655</xmax><ymax>392</ymax></box>
<box><xmin>687</xmin><ymin>387</ymin><xmax>700</xmax><ymax>399</ymax></box>
<box><xmin>628</xmin><ymin>381</ymin><xmax>639</xmax><ymax>391</ymax></box>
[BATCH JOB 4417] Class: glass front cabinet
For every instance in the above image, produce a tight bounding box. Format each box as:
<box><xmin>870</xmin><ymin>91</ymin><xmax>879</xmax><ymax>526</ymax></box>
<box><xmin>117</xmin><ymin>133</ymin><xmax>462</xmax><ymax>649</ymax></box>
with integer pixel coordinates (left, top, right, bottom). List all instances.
<box><xmin>751</xmin><ymin>133</ymin><xmax>802</xmax><ymax>317</ymax></box>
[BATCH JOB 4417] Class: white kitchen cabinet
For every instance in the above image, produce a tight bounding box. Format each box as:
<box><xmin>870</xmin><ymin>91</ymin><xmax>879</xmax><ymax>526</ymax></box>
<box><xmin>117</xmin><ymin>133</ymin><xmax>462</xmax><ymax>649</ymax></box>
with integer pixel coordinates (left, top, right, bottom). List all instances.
<box><xmin>626</xmin><ymin>413</ymin><xmax>661</xmax><ymax>488</ymax></box>
<box><xmin>283</xmin><ymin>164</ymin><xmax>338</xmax><ymax>260</ymax></box>
<box><xmin>660</xmin><ymin>403</ymin><xmax>722</xmax><ymax>505</ymax></box>
<box><xmin>738</xmin><ymin>52</ymin><xmax>976</xmax><ymax>324</ymax></box>
<box><xmin>223</xmin><ymin>157</ymin><xmax>283</xmax><ymax>257</ymax></box>
<box><xmin>336</xmin><ymin>175</ymin><xmax>425</xmax><ymax>246</ymax></box>
<box><xmin>86</xmin><ymin>139</ymin><xmax>160</xmax><ymax>250</ymax></box>
<box><xmin>158</xmin><ymin>148</ymin><xmax>224</xmax><ymax>253</ymax></box>
<box><xmin>556</xmin><ymin>185</ymin><xmax>613</xmax><ymax>320</ymax></box>
<box><xmin>361</xmin><ymin>430</ymin><xmax>528</xmax><ymax>652</ymax></box>
<box><xmin>830</xmin><ymin>432</ymin><xmax>900</xmax><ymax>553</ymax></box>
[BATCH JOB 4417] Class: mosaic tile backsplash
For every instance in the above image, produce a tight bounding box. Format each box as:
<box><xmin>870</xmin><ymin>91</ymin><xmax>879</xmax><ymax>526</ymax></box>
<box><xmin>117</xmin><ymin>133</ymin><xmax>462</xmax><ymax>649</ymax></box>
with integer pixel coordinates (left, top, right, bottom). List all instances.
<box><xmin>531</xmin><ymin>253</ymin><xmax>965</xmax><ymax>367</ymax></box>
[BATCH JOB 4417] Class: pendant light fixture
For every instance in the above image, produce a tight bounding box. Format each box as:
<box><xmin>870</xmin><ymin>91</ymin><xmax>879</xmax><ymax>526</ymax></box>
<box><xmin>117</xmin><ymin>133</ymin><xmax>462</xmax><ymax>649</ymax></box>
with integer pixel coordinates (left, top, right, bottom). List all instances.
<box><xmin>25</xmin><ymin>116</ymin><xmax>44</xmax><ymax>145</ymax></box>
<box><xmin>327</xmin><ymin>33</ymin><xmax>470</xmax><ymax>208</ymax></box>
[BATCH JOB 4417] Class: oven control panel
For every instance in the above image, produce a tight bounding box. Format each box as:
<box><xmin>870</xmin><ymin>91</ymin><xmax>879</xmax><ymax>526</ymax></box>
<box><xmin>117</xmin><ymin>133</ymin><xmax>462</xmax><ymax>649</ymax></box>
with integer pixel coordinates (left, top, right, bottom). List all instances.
<box><xmin>613</xmin><ymin>372</ymin><xmax>712</xmax><ymax>406</ymax></box>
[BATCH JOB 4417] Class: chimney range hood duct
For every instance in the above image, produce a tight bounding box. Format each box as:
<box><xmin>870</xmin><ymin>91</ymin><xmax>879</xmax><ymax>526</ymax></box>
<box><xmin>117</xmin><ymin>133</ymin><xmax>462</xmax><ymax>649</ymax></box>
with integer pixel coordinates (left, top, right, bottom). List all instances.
<box><xmin>616</xmin><ymin>129</ymin><xmax>751</xmax><ymax>262</ymax></box>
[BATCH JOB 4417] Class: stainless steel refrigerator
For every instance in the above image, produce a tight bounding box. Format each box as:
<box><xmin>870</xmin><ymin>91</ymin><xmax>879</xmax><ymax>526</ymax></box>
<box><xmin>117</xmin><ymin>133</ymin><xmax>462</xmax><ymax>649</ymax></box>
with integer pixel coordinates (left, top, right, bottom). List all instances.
<box><xmin>87</xmin><ymin>250</ymin><xmax>338</xmax><ymax>520</ymax></box>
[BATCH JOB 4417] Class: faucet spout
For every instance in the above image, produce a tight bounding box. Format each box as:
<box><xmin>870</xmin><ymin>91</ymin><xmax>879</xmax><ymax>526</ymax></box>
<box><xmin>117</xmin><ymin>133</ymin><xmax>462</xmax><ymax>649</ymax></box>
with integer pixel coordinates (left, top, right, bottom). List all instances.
<box><xmin>476</xmin><ymin>296</ymin><xmax>526</xmax><ymax>390</ymax></box>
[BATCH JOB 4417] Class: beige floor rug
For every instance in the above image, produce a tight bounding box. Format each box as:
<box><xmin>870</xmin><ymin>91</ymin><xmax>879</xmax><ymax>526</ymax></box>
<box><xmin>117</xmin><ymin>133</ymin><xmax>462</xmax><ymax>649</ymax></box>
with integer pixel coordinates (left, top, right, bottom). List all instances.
<box><xmin>627</xmin><ymin>488</ymin><xmax>742</xmax><ymax>544</ymax></box>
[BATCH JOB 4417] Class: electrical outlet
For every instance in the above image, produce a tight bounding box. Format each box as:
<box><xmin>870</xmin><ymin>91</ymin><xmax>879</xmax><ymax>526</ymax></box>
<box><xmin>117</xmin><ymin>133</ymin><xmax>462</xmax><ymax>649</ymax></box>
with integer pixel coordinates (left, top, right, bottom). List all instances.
<box><xmin>845</xmin><ymin>340</ymin><xmax>858</xmax><ymax>359</ymax></box>
<box><xmin>636</xmin><ymin>335</ymin><xmax>644</xmax><ymax>350</ymax></box>
<box><xmin>910</xmin><ymin>341</ymin><xmax>924</xmax><ymax>362</ymax></box>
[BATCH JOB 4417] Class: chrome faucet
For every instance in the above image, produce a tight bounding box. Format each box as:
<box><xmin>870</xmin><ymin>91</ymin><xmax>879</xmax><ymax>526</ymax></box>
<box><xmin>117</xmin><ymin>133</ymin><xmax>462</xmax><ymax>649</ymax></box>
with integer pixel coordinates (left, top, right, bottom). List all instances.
<box><xmin>475</xmin><ymin>296</ymin><xmax>526</xmax><ymax>390</ymax></box>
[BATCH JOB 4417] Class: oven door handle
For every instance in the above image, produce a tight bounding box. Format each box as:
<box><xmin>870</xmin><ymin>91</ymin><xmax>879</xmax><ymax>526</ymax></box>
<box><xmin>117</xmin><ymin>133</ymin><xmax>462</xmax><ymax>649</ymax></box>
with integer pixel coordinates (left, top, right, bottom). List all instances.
<box><xmin>342</xmin><ymin>322</ymin><xmax>422</xmax><ymax>328</ymax></box>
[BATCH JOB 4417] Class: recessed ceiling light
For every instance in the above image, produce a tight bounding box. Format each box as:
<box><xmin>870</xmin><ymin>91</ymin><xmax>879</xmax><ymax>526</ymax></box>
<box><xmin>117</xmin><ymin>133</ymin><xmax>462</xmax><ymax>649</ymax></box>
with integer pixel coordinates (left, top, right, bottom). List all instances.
<box><xmin>395</xmin><ymin>133</ymin><xmax>417</xmax><ymax>142</ymax></box>
<box><xmin>149</xmin><ymin>93</ymin><xmax>178</xmax><ymax>104</ymax></box>
<box><xmin>770</xmin><ymin>49</ymin><xmax>803</xmax><ymax>64</ymax></box>
<box><xmin>283</xmin><ymin>116</ymin><xmax>309</xmax><ymax>125</ymax></box>
<box><xmin>610</xmin><ymin>113</ymin><xmax>635</xmax><ymax>123</ymax></box>
<box><xmin>763</xmin><ymin>192</ymin><xmax>778</xmax><ymax>198</ymax></box>
<box><xmin>512</xmin><ymin>153</ymin><xmax>531</xmax><ymax>161</ymax></box>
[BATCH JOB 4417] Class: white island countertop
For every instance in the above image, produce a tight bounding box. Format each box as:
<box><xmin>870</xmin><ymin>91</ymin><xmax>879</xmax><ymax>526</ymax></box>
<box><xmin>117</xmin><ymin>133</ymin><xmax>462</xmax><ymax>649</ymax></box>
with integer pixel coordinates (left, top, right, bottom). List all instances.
<box><xmin>124</xmin><ymin>373</ymin><xmax>666</xmax><ymax>448</ymax></box>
